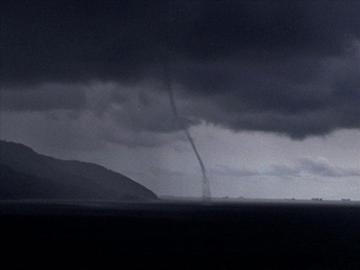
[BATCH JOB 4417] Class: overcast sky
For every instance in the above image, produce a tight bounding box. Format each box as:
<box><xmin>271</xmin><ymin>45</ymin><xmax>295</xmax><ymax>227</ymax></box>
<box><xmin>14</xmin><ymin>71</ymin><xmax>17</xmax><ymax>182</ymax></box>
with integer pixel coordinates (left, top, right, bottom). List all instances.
<box><xmin>1</xmin><ymin>0</ymin><xmax>360</xmax><ymax>199</ymax></box>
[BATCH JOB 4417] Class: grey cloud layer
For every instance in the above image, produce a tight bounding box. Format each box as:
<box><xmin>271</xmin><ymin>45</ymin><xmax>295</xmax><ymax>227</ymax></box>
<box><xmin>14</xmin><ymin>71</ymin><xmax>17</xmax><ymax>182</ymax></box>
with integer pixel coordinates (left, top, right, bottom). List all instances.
<box><xmin>2</xmin><ymin>1</ymin><xmax>360</xmax><ymax>138</ymax></box>
<box><xmin>0</xmin><ymin>83</ymin><xmax>86</xmax><ymax>111</ymax></box>
<box><xmin>213</xmin><ymin>157</ymin><xmax>360</xmax><ymax>179</ymax></box>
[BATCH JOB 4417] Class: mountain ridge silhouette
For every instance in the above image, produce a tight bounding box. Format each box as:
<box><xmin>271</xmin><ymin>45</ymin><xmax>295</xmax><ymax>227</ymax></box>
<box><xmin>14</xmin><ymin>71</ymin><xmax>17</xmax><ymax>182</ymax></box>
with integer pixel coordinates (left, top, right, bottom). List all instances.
<box><xmin>0</xmin><ymin>140</ymin><xmax>157</xmax><ymax>201</ymax></box>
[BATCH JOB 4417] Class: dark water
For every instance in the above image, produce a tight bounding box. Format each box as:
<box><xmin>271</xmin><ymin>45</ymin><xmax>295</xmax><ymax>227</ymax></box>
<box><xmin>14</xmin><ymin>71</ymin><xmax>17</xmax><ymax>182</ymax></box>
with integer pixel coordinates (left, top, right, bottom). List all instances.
<box><xmin>1</xmin><ymin>200</ymin><xmax>360</xmax><ymax>269</ymax></box>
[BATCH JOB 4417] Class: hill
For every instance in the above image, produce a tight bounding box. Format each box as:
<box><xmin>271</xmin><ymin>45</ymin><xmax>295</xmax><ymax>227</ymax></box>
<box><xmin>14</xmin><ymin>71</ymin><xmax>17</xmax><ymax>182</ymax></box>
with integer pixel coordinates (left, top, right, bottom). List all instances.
<box><xmin>0</xmin><ymin>140</ymin><xmax>157</xmax><ymax>201</ymax></box>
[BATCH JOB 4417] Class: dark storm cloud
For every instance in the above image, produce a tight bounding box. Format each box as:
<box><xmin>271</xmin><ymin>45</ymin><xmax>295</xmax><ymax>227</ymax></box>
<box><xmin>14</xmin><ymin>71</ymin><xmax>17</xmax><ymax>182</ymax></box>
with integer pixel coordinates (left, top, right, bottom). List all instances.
<box><xmin>2</xmin><ymin>0</ymin><xmax>360</xmax><ymax>138</ymax></box>
<box><xmin>2</xmin><ymin>0</ymin><xmax>359</xmax><ymax>83</ymax></box>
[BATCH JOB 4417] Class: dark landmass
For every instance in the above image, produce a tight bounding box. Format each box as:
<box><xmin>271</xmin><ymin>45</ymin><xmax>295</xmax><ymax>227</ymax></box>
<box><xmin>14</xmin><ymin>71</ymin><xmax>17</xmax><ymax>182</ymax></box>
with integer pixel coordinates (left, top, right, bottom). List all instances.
<box><xmin>1</xmin><ymin>200</ymin><xmax>360</xmax><ymax>269</ymax></box>
<box><xmin>0</xmin><ymin>140</ymin><xmax>157</xmax><ymax>201</ymax></box>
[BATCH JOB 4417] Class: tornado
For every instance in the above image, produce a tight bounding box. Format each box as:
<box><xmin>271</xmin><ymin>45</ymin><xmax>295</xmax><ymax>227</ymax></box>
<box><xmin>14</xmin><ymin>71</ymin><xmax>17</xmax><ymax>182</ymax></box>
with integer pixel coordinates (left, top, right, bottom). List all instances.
<box><xmin>163</xmin><ymin>66</ymin><xmax>211</xmax><ymax>200</ymax></box>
